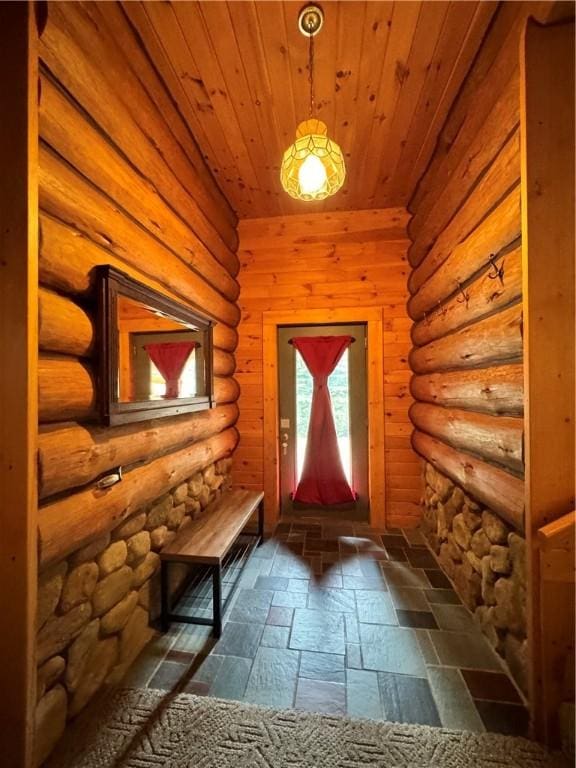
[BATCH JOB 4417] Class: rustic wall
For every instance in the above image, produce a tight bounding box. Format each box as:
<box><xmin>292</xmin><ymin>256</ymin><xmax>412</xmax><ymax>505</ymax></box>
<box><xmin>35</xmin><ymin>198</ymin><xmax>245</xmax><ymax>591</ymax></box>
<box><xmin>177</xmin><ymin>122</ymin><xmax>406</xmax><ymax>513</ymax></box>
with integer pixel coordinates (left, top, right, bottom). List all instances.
<box><xmin>35</xmin><ymin>3</ymin><xmax>240</xmax><ymax>762</ymax></box>
<box><xmin>233</xmin><ymin>209</ymin><xmax>422</xmax><ymax>528</ymax></box>
<box><xmin>405</xmin><ymin>3</ymin><xmax>554</xmax><ymax>689</ymax></box>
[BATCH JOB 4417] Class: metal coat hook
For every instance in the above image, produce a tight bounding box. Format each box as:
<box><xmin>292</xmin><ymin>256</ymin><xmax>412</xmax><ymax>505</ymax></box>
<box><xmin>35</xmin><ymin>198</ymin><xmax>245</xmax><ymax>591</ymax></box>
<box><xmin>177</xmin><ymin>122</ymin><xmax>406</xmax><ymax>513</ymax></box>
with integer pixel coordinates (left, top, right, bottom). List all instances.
<box><xmin>456</xmin><ymin>280</ymin><xmax>470</xmax><ymax>308</ymax></box>
<box><xmin>487</xmin><ymin>253</ymin><xmax>505</xmax><ymax>285</ymax></box>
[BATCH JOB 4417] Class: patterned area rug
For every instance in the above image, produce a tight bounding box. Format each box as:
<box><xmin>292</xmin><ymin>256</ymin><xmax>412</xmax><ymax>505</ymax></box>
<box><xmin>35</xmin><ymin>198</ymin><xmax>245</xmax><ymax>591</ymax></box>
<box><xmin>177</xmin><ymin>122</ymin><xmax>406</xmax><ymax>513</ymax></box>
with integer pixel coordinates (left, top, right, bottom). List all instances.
<box><xmin>48</xmin><ymin>687</ymin><xmax>567</xmax><ymax>767</ymax></box>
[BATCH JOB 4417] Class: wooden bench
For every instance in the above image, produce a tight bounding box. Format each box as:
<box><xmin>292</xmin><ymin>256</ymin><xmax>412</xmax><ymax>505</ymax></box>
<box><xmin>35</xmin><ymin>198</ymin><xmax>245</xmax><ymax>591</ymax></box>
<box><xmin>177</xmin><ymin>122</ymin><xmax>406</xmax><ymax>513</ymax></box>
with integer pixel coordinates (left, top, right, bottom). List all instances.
<box><xmin>159</xmin><ymin>488</ymin><xmax>264</xmax><ymax>637</ymax></box>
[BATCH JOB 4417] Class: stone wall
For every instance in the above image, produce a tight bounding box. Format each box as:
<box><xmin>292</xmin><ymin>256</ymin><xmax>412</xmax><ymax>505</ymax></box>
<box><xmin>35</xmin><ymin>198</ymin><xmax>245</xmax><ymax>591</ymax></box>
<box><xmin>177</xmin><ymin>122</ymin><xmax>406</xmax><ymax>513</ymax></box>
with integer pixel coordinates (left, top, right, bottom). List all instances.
<box><xmin>35</xmin><ymin>458</ymin><xmax>232</xmax><ymax>765</ymax></box>
<box><xmin>421</xmin><ymin>462</ymin><xmax>527</xmax><ymax>694</ymax></box>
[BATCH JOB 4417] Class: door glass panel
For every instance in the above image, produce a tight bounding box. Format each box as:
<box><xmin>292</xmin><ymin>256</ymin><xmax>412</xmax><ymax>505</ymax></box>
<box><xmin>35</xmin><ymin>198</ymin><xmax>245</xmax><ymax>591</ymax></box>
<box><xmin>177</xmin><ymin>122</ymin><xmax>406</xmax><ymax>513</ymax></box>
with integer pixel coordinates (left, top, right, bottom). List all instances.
<box><xmin>295</xmin><ymin>348</ymin><xmax>351</xmax><ymax>483</ymax></box>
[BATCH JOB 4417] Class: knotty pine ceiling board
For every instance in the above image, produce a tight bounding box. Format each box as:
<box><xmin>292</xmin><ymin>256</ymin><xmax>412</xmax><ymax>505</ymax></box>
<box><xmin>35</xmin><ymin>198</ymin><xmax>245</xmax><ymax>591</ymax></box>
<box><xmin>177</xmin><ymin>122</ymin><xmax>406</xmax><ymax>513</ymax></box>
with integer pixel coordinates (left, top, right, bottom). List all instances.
<box><xmin>125</xmin><ymin>1</ymin><xmax>498</xmax><ymax>218</ymax></box>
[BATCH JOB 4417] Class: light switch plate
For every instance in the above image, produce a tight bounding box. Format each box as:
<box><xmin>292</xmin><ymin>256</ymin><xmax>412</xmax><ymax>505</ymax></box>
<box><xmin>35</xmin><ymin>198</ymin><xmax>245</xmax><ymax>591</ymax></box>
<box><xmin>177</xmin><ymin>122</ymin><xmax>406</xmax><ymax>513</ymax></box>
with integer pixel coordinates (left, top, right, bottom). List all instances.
<box><xmin>280</xmin><ymin>418</ymin><xmax>290</xmax><ymax>428</ymax></box>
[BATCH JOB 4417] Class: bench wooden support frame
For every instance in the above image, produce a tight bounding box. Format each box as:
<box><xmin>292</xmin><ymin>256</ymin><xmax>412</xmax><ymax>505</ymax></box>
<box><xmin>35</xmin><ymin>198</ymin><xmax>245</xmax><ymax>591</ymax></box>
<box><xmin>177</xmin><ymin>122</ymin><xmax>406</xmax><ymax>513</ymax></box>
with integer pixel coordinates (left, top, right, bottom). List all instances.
<box><xmin>160</xmin><ymin>492</ymin><xmax>264</xmax><ymax>638</ymax></box>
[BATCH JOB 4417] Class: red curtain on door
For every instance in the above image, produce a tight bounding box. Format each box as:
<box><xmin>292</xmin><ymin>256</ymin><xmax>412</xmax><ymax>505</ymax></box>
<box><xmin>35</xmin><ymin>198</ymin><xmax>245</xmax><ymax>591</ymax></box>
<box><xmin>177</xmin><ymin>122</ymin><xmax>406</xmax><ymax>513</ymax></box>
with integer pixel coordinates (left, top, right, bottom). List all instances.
<box><xmin>291</xmin><ymin>335</ymin><xmax>356</xmax><ymax>505</ymax></box>
<box><xmin>144</xmin><ymin>341</ymin><xmax>198</xmax><ymax>398</ymax></box>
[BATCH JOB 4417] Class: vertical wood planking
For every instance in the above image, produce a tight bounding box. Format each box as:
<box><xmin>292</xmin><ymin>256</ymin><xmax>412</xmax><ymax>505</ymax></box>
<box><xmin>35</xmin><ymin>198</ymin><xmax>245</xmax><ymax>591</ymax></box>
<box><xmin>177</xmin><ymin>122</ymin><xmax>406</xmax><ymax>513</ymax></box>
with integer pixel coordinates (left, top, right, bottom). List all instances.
<box><xmin>0</xmin><ymin>4</ymin><xmax>38</xmax><ymax>765</ymax></box>
<box><xmin>520</xmin><ymin>17</ymin><xmax>575</xmax><ymax>742</ymax></box>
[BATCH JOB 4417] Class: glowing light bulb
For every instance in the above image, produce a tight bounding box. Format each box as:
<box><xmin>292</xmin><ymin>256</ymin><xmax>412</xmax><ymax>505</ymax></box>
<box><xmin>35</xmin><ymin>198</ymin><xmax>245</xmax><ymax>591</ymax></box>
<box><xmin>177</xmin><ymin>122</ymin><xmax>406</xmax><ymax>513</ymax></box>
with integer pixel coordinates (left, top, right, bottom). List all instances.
<box><xmin>298</xmin><ymin>153</ymin><xmax>327</xmax><ymax>195</ymax></box>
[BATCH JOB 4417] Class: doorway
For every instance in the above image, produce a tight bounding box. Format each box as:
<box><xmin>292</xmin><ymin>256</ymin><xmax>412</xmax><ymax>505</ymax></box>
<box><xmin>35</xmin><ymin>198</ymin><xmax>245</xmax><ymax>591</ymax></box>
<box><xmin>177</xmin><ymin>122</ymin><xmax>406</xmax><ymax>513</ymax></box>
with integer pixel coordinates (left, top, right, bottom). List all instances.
<box><xmin>277</xmin><ymin>324</ymin><xmax>369</xmax><ymax>520</ymax></box>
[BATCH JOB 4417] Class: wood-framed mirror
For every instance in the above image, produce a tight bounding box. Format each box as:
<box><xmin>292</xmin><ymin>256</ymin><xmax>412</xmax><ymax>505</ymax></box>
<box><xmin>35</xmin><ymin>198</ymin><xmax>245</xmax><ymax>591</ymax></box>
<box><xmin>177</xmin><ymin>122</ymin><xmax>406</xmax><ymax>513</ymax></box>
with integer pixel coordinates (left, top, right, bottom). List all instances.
<box><xmin>97</xmin><ymin>266</ymin><xmax>214</xmax><ymax>426</ymax></box>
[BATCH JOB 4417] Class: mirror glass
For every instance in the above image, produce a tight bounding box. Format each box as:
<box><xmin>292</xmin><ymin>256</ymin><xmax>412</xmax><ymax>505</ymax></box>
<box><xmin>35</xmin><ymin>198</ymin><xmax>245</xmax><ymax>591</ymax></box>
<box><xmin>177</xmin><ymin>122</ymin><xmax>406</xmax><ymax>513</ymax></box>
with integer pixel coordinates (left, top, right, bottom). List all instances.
<box><xmin>116</xmin><ymin>294</ymin><xmax>207</xmax><ymax>403</ymax></box>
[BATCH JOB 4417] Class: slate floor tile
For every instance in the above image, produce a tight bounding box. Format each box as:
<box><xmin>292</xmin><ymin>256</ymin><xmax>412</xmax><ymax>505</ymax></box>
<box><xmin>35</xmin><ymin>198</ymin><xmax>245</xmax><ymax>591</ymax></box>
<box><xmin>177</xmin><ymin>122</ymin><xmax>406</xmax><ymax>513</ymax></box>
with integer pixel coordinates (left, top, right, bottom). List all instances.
<box><xmin>360</xmin><ymin>624</ymin><xmax>426</xmax><ymax>677</ymax></box>
<box><xmin>345</xmin><ymin>614</ymin><xmax>360</xmax><ymax>643</ymax></box>
<box><xmin>252</xmin><ymin>539</ymin><xmax>278</xmax><ymax>559</ymax></box>
<box><xmin>345</xmin><ymin>644</ymin><xmax>363</xmax><ymax>669</ymax></box>
<box><xmin>381</xmin><ymin>534</ymin><xmax>408</xmax><ymax>549</ymax></box>
<box><xmin>430</xmin><ymin>631</ymin><xmax>502</xmax><ymax>671</ymax></box>
<box><xmin>228</xmin><ymin>589</ymin><xmax>273</xmax><ymax>623</ymax></box>
<box><xmin>406</xmin><ymin>548</ymin><xmax>438</xmax><ymax>569</ymax></box>
<box><xmin>424</xmin><ymin>588</ymin><xmax>461</xmax><ymax>605</ymax></box>
<box><xmin>148</xmin><ymin>661</ymin><xmax>188</xmax><ymax>691</ymax></box>
<box><xmin>315</xmin><ymin>571</ymin><xmax>343</xmax><ymax>588</ymax></box>
<box><xmin>427</xmin><ymin>666</ymin><xmax>485</xmax><ymax>732</ymax></box>
<box><xmin>346</xmin><ymin>668</ymin><xmax>383</xmax><ymax>719</ymax></box>
<box><xmin>359</xmin><ymin>558</ymin><xmax>383</xmax><ymax>578</ymax></box>
<box><xmin>397</xmin><ymin>609</ymin><xmax>439</xmax><ymax>630</ymax></box>
<box><xmin>210</xmin><ymin>656</ymin><xmax>252</xmax><ymax>700</ymax></box>
<box><xmin>244</xmin><ymin>647</ymin><xmax>300</xmax><ymax>708</ymax></box>
<box><xmin>272</xmin><ymin>590</ymin><xmax>308</xmax><ymax>608</ymax></box>
<box><xmin>382</xmin><ymin>563</ymin><xmax>430</xmax><ymax>588</ymax></box>
<box><xmin>356</xmin><ymin>590</ymin><xmax>397</xmax><ymax>625</ymax></box>
<box><xmin>378</xmin><ymin>672</ymin><xmax>441</xmax><ymax>726</ymax></box>
<box><xmin>431</xmin><ymin>604</ymin><xmax>476</xmax><ymax>632</ymax></box>
<box><xmin>474</xmin><ymin>700</ymin><xmax>529</xmax><ymax>736</ymax></box>
<box><xmin>341</xmin><ymin>557</ymin><xmax>364</xmax><ymax>576</ymax></box>
<box><xmin>295</xmin><ymin>678</ymin><xmax>346</xmax><ymax>715</ymax></box>
<box><xmin>260</xmin><ymin>624</ymin><xmax>290</xmax><ymax>649</ymax></box>
<box><xmin>266</xmin><ymin>606</ymin><xmax>294</xmax><ymax>627</ymax></box>
<box><xmin>190</xmin><ymin>654</ymin><xmax>225</xmax><ymax>686</ymax></box>
<box><xmin>382</xmin><ymin>547</ymin><xmax>408</xmax><ymax>563</ymax></box>
<box><xmin>415</xmin><ymin>630</ymin><xmax>440</xmax><ymax>665</ymax></box>
<box><xmin>254</xmin><ymin>576</ymin><xmax>289</xmax><ymax>591</ymax></box>
<box><xmin>460</xmin><ymin>669</ymin><xmax>523</xmax><ymax>703</ymax></box>
<box><xmin>307</xmin><ymin>588</ymin><xmax>356</xmax><ymax>613</ymax></box>
<box><xmin>342</xmin><ymin>575</ymin><xmax>388</xmax><ymax>591</ymax></box>
<box><xmin>299</xmin><ymin>651</ymin><xmax>345</xmax><ymax>683</ymax></box>
<box><xmin>214</xmin><ymin>622</ymin><xmax>263</xmax><ymax>658</ymax></box>
<box><xmin>287</xmin><ymin>578</ymin><xmax>309</xmax><ymax>592</ymax></box>
<box><xmin>290</xmin><ymin>609</ymin><xmax>346</xmax><ymax>655</ymax></box>
<box><xmin>271</xmin><ymin>555</ymin><xmax>311</xmax><ymax>579</ymax></box>
<box><xmin>387</xmin><ymin>585</ymin><xmax>429</xmax><ymax>611</ymax></box>
<box><xmin>425</xmin><ymin>569</ymin><xmax>453</xmax><ymax>589</ymax></box>
<box><xmin>403</xmin><ymin>529</ymin><xmax>427</xmax><ymax>546</ymax></box>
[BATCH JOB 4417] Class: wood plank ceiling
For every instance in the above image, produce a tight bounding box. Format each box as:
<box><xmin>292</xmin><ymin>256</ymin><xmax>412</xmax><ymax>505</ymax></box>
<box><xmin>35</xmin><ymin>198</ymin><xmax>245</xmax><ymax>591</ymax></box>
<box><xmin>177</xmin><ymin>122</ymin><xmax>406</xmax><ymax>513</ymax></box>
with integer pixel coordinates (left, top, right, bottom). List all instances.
<box><xmin>124</xmin><ymin>1</ymin><xmax>498</xmax><ymax>219</ymax></box>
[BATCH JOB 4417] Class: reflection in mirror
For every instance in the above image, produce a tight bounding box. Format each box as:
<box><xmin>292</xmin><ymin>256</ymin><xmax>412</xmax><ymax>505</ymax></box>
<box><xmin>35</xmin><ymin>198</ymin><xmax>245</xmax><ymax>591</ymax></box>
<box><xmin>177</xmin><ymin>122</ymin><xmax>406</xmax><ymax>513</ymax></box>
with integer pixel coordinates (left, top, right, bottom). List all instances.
<box><xmin>116</xmin><ymin>294</ymin><xmax>207</xmax><ymax>403</ymax></box>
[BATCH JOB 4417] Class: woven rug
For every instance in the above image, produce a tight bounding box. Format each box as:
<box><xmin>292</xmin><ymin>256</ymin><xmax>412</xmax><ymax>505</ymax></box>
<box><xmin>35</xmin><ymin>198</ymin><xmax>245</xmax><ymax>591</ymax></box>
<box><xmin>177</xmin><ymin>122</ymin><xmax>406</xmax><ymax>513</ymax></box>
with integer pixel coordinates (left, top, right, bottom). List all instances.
<box><xmin>48</xmin><ymin>687</ymin><xmax>567</xmax><ymax>768</ymax></box>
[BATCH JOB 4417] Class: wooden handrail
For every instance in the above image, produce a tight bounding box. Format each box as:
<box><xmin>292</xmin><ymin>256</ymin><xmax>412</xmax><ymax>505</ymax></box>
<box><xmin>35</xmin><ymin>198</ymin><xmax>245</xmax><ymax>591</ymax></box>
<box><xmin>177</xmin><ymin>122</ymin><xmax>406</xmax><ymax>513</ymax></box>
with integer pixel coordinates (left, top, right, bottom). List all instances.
<box><xmin>537</xmin><ymin>510</ymin><xmax>576</xmax><ymax>552</ymax></box>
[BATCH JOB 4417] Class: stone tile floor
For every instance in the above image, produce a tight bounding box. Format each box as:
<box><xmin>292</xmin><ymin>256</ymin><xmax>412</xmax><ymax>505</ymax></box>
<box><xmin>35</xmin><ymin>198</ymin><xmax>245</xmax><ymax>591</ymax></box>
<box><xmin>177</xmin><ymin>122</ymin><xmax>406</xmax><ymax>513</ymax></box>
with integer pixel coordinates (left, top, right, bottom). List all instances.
<box><xmin>124</xmin><ymin>518</ymin><xmax>529</xmax><ymax>736</ymax></box>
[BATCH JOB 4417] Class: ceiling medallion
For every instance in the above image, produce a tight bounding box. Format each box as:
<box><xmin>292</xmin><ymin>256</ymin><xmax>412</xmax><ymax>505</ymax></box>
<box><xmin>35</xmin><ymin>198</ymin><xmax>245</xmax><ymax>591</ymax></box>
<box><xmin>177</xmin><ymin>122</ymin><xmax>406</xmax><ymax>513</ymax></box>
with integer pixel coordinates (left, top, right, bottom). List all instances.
<box><xmin>280</xmin><ymin>4</ymin><xmax>346</xmax><ymax>202</ymax></box>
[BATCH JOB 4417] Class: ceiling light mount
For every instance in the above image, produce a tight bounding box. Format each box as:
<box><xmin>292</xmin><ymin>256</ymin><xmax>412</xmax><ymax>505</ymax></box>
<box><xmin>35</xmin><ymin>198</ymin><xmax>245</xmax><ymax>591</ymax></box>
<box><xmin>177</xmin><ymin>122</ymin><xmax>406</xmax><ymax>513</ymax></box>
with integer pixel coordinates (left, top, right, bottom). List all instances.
<box><xmin>298</xmin><ymin>4</ymin><xmax>324</xmax><ymax>37</ymax></box>
<box><xmin>281</xmin><ymin>4</ymin><xmax>345</xmax><ymax>202</ymax></box>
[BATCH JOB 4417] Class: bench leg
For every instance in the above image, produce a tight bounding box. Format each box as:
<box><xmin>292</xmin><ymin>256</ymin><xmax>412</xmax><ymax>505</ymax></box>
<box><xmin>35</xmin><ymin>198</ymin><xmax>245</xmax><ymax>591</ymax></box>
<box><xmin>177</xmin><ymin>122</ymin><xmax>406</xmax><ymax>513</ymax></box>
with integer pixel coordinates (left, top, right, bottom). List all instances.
<box><xmin>160</xmin><ymin>560</ymin><xmax>169</xmax><ymax>632</ymax></box>
<box><xmin>212</xmin><ymin>564</ymin><xmax>222</xmax><ymax>638</ymax></box>
<box><xmin>257</xmin><ymin>499</ymin><xmax>265</xmax><ymax>544</ymax></box>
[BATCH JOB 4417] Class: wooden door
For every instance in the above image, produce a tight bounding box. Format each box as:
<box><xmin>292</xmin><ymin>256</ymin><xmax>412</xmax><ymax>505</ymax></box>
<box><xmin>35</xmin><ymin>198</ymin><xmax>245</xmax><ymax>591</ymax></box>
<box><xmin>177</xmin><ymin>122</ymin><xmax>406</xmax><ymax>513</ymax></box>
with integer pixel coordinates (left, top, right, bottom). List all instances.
<box><xmin>277</xmin><ymin>324</ymin><xmax>368</xmax><ymax>519</ymax></box>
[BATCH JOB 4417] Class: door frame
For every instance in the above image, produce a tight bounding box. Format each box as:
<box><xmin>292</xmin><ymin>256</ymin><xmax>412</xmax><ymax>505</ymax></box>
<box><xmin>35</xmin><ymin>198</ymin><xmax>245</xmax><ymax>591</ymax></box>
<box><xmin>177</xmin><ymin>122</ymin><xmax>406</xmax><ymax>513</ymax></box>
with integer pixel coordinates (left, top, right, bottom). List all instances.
<box><xmin>262</xmin><ymin>307</ymin><xmax>385</xmax><ymax>532</ymax></box>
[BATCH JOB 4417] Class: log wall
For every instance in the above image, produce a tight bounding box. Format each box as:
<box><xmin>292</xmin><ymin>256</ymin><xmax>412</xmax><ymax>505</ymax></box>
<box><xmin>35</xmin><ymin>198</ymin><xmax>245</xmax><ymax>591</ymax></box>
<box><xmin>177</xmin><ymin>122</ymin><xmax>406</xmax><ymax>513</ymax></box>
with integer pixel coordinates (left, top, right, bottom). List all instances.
<box><xmin>35</xmin><ymin>3</ymin><xmax>240</xmax><ymax>757</ymax></box>
<box><xmin>407</xmin><ymin>2</ymin><xmax>530</xmax><ymax>525</ymax></box>
<box><xmin>233</xmin><ymin>209</ymin><xmax>421</xmax><ymax>528</ymax></box>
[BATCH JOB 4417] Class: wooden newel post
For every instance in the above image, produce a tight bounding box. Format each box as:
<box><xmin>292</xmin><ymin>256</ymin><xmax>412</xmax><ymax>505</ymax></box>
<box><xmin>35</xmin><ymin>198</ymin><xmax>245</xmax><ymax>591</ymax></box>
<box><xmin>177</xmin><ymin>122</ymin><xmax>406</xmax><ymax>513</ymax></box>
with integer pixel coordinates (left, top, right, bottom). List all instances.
<box><xmin>0</xmin><ymin>2</ymin><xmax>40</xmax><ymax>767</ymax></box>
<box><xmin>520</xmin><ymin>16</ymin><xmax>575</xmax><ymax>745</ymax></box>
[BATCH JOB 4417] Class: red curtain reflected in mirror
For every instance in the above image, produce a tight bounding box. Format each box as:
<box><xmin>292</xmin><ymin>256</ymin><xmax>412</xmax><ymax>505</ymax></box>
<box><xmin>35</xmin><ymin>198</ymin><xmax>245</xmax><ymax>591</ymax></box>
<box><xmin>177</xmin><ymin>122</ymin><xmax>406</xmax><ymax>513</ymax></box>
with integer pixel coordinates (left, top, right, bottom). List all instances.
<box><xmin>290</xmin><ymin>335</ymin><xmax>356</xmax><ymax>505</ymax></box>
<box><xmin>144</xmin><ymin>341</ymin><xmax>198</xmax><ymax>398</ymax></box>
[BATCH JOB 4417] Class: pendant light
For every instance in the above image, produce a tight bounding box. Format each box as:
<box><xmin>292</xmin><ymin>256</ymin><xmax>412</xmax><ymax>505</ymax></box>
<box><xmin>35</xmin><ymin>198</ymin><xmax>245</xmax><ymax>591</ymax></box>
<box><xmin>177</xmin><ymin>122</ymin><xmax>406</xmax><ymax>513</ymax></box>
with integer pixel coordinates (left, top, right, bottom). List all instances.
<box><xmin>280</xmin><ymin>5</ymin><xmax>346</xmax><ymax>201</ymax></box>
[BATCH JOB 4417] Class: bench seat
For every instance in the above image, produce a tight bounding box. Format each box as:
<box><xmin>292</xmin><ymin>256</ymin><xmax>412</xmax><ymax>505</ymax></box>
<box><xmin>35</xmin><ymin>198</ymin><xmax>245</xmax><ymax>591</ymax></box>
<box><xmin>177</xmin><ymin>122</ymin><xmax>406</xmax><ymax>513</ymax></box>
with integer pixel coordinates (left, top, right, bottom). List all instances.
<box><xmin>159</xmin><ymin>488</ymin><xmax>264</xmax><ymax>637</ymax></box>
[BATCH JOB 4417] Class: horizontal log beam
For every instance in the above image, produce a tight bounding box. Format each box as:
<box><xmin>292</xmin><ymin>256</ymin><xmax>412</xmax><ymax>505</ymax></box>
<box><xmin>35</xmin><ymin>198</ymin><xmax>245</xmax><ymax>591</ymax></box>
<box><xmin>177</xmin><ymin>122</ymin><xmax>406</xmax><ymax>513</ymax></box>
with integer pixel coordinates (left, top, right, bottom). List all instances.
<box><xmin>410</xmin><ymin>363</ymin><xmax>524</xmax><ymax>416</ymax></box>
<box><xmin>409</xmin><ymin>129</ymin><xmax>520</xmax><ymax>285</ymax></box>
<box><xmin>411</xmin><ymin>246</ymin><xmax>521</xmax><ymax>347</ymax></box>
<box><xmin>39</xmin><ymin>353</ymin><xmax>239</xmax><ymax>423</ymax></box>
<box><xmin>409</xmin><ymin>402</ymin><xmax>524</xmax><ymax>474</ymax></box>
<box><xmin>39</xmin><ymin>402</ymin><xmax>239</xmax><ymax>499</ymax></box>
<box><xmin>411</xmin><ymin>429</ymin><xmax>524</xmax><ymax>531</ymax></box>
<box><xmin>39</xmin><ymin>147</ymin><xmax>240</xmax><ymax>324</ymax></box>
<box><xmin>39</xmin><ymin>427</ymin><xmax>239</xmax><ymax>568</ymax></box>
<box><xmin>410</xmin><ymin>302</ymin><xmax>522</xmax><ymax>374</ymax></box>
<box><xmin>40</xmin><ymin>3</ymin><xmax>239</xmax><ymax>268</ymax></box>
<box><xmin>408</xmin><ymin>186</ymin><xmax>521</xmax><ymax>320</ymax></box>
<box><xmin>39</xmin><ymin>288</ymin><xmax>94</xmax><ymax>358</ymax></box>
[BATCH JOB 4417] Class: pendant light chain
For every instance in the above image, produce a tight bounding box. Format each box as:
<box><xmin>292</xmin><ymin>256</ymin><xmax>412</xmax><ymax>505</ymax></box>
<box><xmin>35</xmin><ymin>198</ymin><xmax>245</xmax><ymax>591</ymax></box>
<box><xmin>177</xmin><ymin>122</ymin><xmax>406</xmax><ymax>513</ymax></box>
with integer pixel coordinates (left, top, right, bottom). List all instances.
<box><xmin>308</xmin><ymin>26</ymin><xmax>315</xmax><ymax>118</ymax></box>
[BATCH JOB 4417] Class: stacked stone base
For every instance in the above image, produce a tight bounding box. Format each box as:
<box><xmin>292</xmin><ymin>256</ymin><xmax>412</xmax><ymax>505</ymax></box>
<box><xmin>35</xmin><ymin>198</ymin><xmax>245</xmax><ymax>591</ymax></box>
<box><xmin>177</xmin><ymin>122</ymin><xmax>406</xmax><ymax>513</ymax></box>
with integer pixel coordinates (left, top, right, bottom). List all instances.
<box><xmin>421</xmin><ymin>462</ymin><xmax>527</xmax><ymax>695</ymax></box>
<box><xmin>35</xmin><ymin>458</ymin><xmax>232</xmax><ymax>765</ymax></box>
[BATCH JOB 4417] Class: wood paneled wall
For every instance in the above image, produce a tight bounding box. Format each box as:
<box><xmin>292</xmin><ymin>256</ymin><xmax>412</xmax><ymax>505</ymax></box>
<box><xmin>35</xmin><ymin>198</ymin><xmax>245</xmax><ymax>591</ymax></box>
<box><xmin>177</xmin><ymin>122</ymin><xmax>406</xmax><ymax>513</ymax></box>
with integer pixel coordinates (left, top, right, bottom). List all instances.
<box><xmin>233</xmin><ymin>209</ymin><xmax>422</xmax><ymax>528</ymax></box>
<box><xmin>405</xmin><ymin>2</ymin><xmax>538</xmax><ymax>524</ymax></box>
<box><xmin>37</xmin><ymin>1</ymin><xmax>241</xmax><ymax>568</ymax></box>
